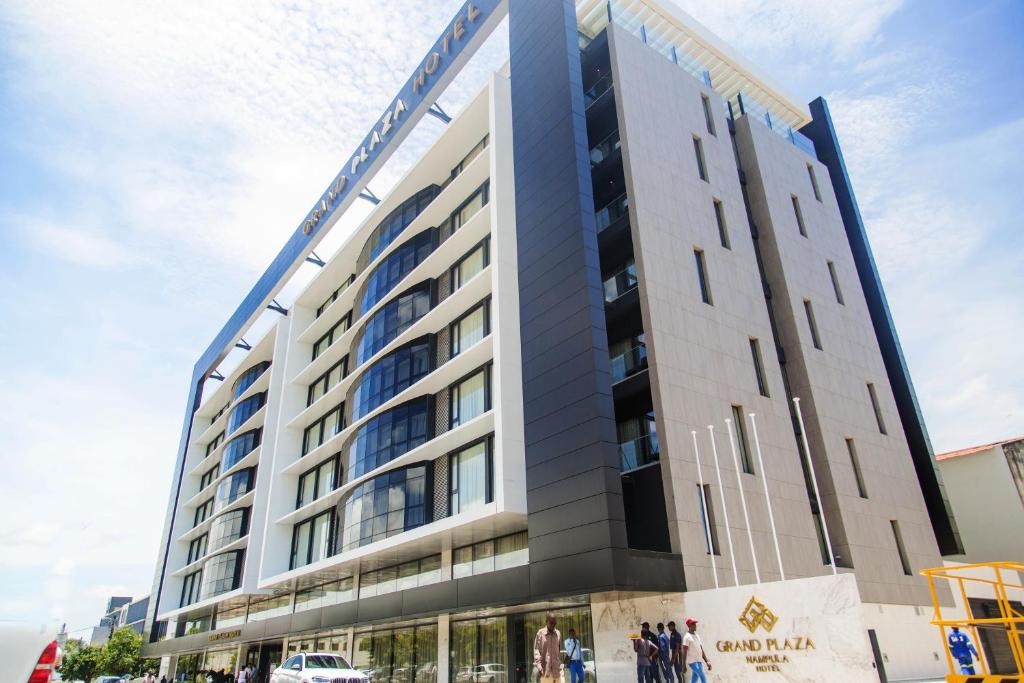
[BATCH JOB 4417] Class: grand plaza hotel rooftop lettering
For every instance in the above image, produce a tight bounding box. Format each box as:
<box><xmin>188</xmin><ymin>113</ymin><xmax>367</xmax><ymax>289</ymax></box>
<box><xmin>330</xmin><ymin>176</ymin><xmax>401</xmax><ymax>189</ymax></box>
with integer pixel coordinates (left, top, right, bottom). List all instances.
<box><xmin>302</xmin><ymin>1</ymin><xmax>486</xmax><ymax>237</ymax></box>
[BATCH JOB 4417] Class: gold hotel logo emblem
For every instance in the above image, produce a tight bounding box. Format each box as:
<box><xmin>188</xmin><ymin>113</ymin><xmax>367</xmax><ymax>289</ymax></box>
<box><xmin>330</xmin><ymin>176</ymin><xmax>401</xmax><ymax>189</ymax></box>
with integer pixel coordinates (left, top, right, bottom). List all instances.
<box><xmin>739</xmin><ymin>596</ymin><xmax>778</xmax><ymax>634</ymax></box>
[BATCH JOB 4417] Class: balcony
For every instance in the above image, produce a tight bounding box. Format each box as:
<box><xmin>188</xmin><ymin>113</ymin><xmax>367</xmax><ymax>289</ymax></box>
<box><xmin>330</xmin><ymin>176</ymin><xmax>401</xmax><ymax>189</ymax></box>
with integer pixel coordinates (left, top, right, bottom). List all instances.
<box><xmin>595</xmin><ymin>192</ymin><xmax>628</xmax><ymax>233</ymax></box>
<box><xmin>584</xmin><ymin>74</ymin><xmax>613</xmax><ymax>109</ymax></box>
<box><xmin>589</xmin><ymin>129</ymin><xmax>621</xmax><ymax>168</ymax></box>
<box><xmin>610</xmin><ymin>343</ymin><xmax>647</xmax><ymax>383</ymax></box>
<box><xmin>603</xmin><ymin>262</ymin><xmax>637</xmax><ymax>302</ymax></box>
<box><xmin>619</xmin><ymin>433</ymin><xmax>660</xmax><ymax>472</ymax></box>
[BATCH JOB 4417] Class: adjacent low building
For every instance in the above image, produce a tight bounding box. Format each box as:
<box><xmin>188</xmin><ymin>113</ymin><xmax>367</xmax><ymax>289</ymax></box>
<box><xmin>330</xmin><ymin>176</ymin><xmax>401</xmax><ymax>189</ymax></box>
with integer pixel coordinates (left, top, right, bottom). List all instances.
<box><xmin>142</xmin><ymin>1</ymin><xmax>963</xmax><ymax>681</ymax></box>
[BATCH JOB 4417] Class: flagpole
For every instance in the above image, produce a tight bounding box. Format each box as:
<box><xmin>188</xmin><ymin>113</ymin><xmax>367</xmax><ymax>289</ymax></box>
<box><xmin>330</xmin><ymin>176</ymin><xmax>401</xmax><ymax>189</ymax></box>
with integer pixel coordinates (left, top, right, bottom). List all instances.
<box><xmin>725</xmin><ymin>418</ymin><xmax>761</xmax><ymax>584</ymax></box>
<box><xmin>691</xmin><ymin>430</ymin><xmax>719</xmax><ymax>589</ymax></box>
<box><xmin>793</xmin><ymin>397</ymin><xmax>837</xmax><ymax>576</ymax></box>
<box><xmin>748</xmin><ymin>412</ymin><xmax>785</xmax><ymax>580</ymax></box>
<box><xmin>708</xmin><ymin>425</ymin><xmax>740</xmax><ymax>586</ymax></box>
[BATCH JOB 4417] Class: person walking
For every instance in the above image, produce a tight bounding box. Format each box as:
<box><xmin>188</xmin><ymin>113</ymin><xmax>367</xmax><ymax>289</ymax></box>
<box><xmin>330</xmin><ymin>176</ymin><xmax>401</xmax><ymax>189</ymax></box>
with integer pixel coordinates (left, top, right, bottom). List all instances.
<box><xmin>533</xmin><ymin>613</ymin><xmax>562</xmax><ymax>683</ymax></box>
<box><xmin>564</xmin><ymin>627</ymin><xmax>585</xmax><ymax>683</ymax></box>
<box><xmin>641</xmin><ymin>623</ymin><xmax>662</xmax><ymax>682</ymax></box>
<box><xmin>947</xmin><ymin>626</ymin><xmax>980</xmax><ymax>675</ymax></box>
<box><xmin>682</xmin><ymin>618</ymin><xmax>712</xmax><ymax>683</ymax></box>
<box><xmin>667</xmin><ymin>621</ymin><xmax>684</xmax><ymax>682</ymax></box>
<box><xmin>656</xmin><ymin>623</ymin><xmax>675</xmax><ymax>682</ymax></box>
<box><xmin>632</xmin><ymin>625</ymin><xmax>659</xmax><ymax>683</ymax></box>
<box><xmin>236</xmin><ymin>664</ymin><xmax>249</xmax><ymax>683</ymax></box>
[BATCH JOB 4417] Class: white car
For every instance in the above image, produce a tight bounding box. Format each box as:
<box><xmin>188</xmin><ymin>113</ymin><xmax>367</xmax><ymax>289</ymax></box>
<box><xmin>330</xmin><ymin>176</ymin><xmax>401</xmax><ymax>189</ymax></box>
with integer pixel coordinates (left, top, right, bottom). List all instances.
<box><xmin>0</xmin><ymin>622</ymin><xmax>62</xmax><ymax>683</ymax></box>
<box><xmin>270</xmin><ymin>652</ymin><xmax>368</xmax><ymax>683</ymax></box>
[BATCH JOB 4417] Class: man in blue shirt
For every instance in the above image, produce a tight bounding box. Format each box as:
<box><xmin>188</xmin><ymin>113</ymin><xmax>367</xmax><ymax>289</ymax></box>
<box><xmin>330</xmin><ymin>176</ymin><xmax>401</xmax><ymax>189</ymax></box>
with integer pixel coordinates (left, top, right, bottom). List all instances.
<box><xmin>667</xmin><ymin>621</ymin><xmax>684</xmax><ymax>681</ymax></box>
<box><xmin>564</xmin><ymin>627</ymin><xmax>585</xmax><ymax>683</ymax></box>
<box><xmin>656</xmin><ymin>623</ymin><xmax>675</xmax><ymax>681</ymax></box>
<box><xmin>947</xmin><ymin>626</ymin><xmax>980</xmax><ymax>675</ymax></box>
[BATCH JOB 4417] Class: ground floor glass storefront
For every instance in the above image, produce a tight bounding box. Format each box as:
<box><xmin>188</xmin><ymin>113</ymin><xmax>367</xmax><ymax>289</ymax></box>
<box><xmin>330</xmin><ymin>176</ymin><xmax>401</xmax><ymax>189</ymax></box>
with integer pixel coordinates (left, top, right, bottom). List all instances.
<box><xmin>165</xmin><ymin>604</ymin><xmax>595</xmax><ymax>683</ymax></box>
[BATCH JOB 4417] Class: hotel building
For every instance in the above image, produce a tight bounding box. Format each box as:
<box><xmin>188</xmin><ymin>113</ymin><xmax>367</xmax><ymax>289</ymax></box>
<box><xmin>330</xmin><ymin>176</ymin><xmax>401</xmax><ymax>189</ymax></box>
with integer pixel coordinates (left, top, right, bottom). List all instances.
<box><xmin>143</xmin><ymin>1</ymin><xmax>961</xmax><ymax>680</ymax></box>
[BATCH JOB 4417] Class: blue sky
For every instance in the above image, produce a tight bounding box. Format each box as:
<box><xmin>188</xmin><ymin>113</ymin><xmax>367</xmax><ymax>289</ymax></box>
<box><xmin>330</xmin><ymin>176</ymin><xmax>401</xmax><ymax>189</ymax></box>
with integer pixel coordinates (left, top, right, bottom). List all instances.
<box><xmin>0</xmin><ymin>0</ymin><xmax>1020</xmax><ymax>636</ymax></box>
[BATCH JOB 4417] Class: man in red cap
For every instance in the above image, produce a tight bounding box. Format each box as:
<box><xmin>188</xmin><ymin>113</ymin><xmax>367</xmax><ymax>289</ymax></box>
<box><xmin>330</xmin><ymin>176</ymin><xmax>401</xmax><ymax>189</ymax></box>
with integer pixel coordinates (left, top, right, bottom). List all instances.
<box><xmin>682</xmin><ymin>618</ymin><xmax>712</xmax><ymax>682</ymax></box>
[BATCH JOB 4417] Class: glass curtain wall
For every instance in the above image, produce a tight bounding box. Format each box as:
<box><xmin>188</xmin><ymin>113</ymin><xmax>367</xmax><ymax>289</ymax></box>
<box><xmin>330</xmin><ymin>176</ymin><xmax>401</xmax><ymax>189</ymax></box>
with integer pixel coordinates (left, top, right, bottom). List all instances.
<box><xmin>352</xmin><ymin>625</ymin><xmax>437</xmax><ymax>683</ymax></box>
<box><xmin>451</xmin><ymin>618</ymin><xmax>508</xmax><ymax>683</ymax></box>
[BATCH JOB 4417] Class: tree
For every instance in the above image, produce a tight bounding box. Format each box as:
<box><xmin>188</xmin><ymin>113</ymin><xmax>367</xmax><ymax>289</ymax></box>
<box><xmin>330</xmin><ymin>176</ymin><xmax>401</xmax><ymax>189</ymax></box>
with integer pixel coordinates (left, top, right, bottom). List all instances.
<box><xmin>99</xmin><ymin>626</ymin><xmax>143</xmax><ymax>676</ymax></box>
<box><xmin>59</xmin><ymin>642</ymin><xmax>102</xmax><ymax>683</ymax></box>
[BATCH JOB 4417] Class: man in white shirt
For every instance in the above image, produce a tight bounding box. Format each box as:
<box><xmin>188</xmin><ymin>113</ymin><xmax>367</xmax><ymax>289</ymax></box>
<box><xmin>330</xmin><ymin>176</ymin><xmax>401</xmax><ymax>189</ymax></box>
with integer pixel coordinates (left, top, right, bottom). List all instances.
<box><xmin>682</xmin><ymin>618</ymin><xmax>712</xmax><ymax>683</ymax></box>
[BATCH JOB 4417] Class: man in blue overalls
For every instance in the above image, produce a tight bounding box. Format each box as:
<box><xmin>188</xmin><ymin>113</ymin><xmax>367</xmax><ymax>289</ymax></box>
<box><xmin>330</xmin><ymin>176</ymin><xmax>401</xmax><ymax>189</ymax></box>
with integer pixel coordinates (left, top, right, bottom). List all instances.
<box><xmin>947</xmin><ymin>626</ymin><xmax>980</xmax><ymax>674</ymax></box>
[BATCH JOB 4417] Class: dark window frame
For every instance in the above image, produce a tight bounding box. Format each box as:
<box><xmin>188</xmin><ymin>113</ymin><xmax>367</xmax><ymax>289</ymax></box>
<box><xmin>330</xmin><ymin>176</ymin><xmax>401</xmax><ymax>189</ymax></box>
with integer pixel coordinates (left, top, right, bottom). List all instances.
<box><xmin>347</xmin><ymin>396</ymin><xmax>434</xmax><ymax>482</ymax></box>
<box><xmin>867</xmin><ymin>382</ymin><xmax>888</xmax><ymax>434</ymax></box>
<box><xmin>290</xmin><ymin>508</ymin><xmax>336</xmax><ymax>570</ymax></box>
<box><xmin>312</xmin><ymin>311</ymin><xmax>352</xmax><ymax>362</ymax></box>
<box><xmin>194</xmin><ymin>498</ymin><xmax>214</xmax><ymax>527</ymax></box>
<box><xmin>749</xmin><ymin>338</ymin><xmax>770</xmax><ymax>397</ymax></box>
<box><xmin>296</xmin><ymin>453</ymin><xmax>341</xmax><ymax>510</ymax></box>
<box><xmin>804</xmin><ymin>299</ymin><xmax>823</xmax><ymax>350</ymax></box>
<box><xmin>694</xmin><ymin>249</ymin><xmax>712</xmax><ymax>305</ymax></box>
<box><xmin>449</xmin><ymin>363</ymin><xmax>492</xmax><ymax>429</ymax></box>
<box><xmin>827</xmin><ymin>260</ymin><xmax>845</xmax><ymax>305</ymax></box>
<box><xmin>701</xmin><ymin>94</ymin><xmax>717</xmax><ymax>136</ymax></box>
<box><xmin>449</xmin><ymin>435</ymin><xmax>495</xmax><ymax>515</ymax></box>
<box><xmin>306</xmin><ymin>356</ymin><xmax>349</xmax><ymax>407</ymax></box>
<box><xmin>731</xmin><ymin>405</ymin><xmax>754</xmax><ymax>474</ymax></box>
<box><xmin>713</xmin><ymin>198</ymin><xmax>730</xmax><ymax>249</ymax></box>
<box><xmin>449</xmin><ymin>298</ymin><xmax>491</xmax><ymax>357</ymax></box>
<box><xmin>792</xmin><ymin>194</ymin><xmax>807</xmax><ymax>237</ymax></box>
<box><xmin>302</xmin><ymin>402</ymin><xmax>345</xmax><ymax>456</ymax></box>
<box><xmin>693</xmin><ymin>135</ymin><xmax>709</xmax><ymax>181</ymax></box>
<box><xmin>450</xmin><ymin>238</ymin><xmax>491</xmax><ymax>292</ymax></box>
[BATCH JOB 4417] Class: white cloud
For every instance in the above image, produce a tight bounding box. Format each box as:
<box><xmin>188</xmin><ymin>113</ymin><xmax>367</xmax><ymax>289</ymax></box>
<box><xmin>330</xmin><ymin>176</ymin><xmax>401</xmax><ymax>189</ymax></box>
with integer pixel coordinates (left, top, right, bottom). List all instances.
<box><xmin>18</xmin><ymin>220</ymin><xmax>136</xmax><ymax>270</ymax></box>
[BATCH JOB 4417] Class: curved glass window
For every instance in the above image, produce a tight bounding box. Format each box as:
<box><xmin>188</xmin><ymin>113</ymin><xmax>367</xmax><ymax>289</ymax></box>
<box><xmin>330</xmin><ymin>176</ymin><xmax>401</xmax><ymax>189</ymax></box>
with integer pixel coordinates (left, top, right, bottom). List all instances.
<box><xmin>358</xmin><ymin>186</ymin><xmax>439</xmax><ymax>271</ymax></box>
<box><xmin>221</xmin><ymin>429</ymin><xmax>261</xmax><ymax>472</ymax></box>
<box><xmin>356</xmin><ymin>283</ymin><xmax>432</xmax><ymax>366</ymax></box>
<box><xmin>360</xmin><ymin>229</ymin><xmax>435</xmax><ymax>314</ymax></box>
<box><xmin>348</xmin><ymin>397</ymin><xmax>431</xmax><ymax>481</ymax></box>
<box><xmin>231</xmin><ymin>361</ymin><xmax>270</xmax><ymax>401</ymax></box>
<box><xmin>340</xmin><ymin>465</ymin><xmax>428</xmax><ymax>551</ymax></box>
<box><xmin>226</xmin><ymin>392</ymin><xmax>265</xmax><ymax>434</ymax></box>
<box><xmin>200</xmin><ymin>550</ymin><xmax>243</xmax><ymax>599</ymax></box>
<box><xmin>208</xmin><ymin>508</ymin><xmax>250</xmax><ymax>552</ymax></box>
<box><xmin>213</xmin><ymin>467</ymin><xmax>255</xmax><ymax>513</ymax></box>
<box><xmin>351</xmin><ymin>338</ymin><xmax>432</xmax><ymax>421</ymax></box>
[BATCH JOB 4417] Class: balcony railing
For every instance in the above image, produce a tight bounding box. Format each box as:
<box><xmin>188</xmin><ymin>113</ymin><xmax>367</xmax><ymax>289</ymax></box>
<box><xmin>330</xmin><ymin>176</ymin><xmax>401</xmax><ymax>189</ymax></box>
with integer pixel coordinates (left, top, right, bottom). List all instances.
<box><xmin>589</xmin><ymin>129</ymin><xmax>621</xmax><ymax>168</ymax></box>
<box><xmin>584</xmin><ymin>74</ymin><xmax>613</xmax><ymax>109</ymax></box>
<box><xmin>595</xmin><ymin>192</ymin><xmax>629</xmax><ymax>232</ymax></box>
<box><xmin>610</xmin><ymin>343</ymin><xmax>647</xmax><ymax>383</ymax></box>
<box><xmin>603</xmin><ymin>262</ymin><xmax>637</xmax><ymax>302</ymax></box>
<box><xmin>620</xmin><ymin>433</ymin><xmax>660</xmax><ymax>471</ymax></box>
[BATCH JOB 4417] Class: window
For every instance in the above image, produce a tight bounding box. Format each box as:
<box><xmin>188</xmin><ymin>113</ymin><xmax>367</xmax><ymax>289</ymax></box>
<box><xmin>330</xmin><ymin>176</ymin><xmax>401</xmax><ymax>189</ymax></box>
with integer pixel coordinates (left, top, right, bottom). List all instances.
<box><xmin>731</xmin><ymin>405</ymin><xmax>754</xmax><ymax>474</ymax></box>
<box><xmin>297</xmin><ymin>455</ymin><xmax>339</xmax><ymax>509</ymax></box>
<box><xmin>453</xmin><ymin>531</ymin><xmax>527</xmax><ymax>579</ymax></box>
<box><xmin>359</xmin><ymin>185</ymin><xmax>440</xmax><ymax>270</ymax></box>
<box><xmin>827</xmin><ymin>260</ymin><xmax>845</xmax><ymax>305</ymax></box>
<box><xmin>351</xmin><ymin>625</ymin><xmax>438</xmax><ymax>683</ymax></box>
<box><xmin>701</xmin><ymin>94</ymin><xmax>717</xmax><ymax>136</ymax></box>
<box><xmin>450</xmin><ymin>181</ymin><xmax>489</xmax><ymax>232</ymax></box>
<box><xmin>808</xmin><ymin>163</ymin><xmax>822</xmax><ymax>202</ymax></box>
<box><xmin>450</xmin><ymin>438</ymin><xmax>492</xmax><ymax>514</ymax></box>
<box><xmin>294</xmin><ymin>577</ymin><xmax>354</xmax><ymax>612</ymax></box>
<box><xmin>891</xmin><ymin>520</ymin><xmax>912</xmax><ymax>575</ymax></box>
<box><xmin>792</xmin><ymin>195</ymin><xmax>807</xmax><ymax>237</ymax></box>
<box><xmin>307</xmin><ymin>357</ymin><xmax>347</xmax><ymax>407</ymax></box>
<box><xmin>226</xmin><ymin>392</ymin><xmax>266</xmax><ymax>435</ymax></box>
<box><xmin>697</xmin><ymin>484</ymin><xmax>720</xmax><ymax>555</ymax></box>
<box><xmin>713</xmin><ymin>199</ymin><xmax>730</xmax><ymax>249</ymax></box>
<box><xmin>246</xmin><ymin>594</ymin><xmax>291</xmax><ymax>622</ymax></box>
<box><xmin>356</xmin><ymin>283</ymin><xmax>432</xmax><ymax>366</ymax></box>
<box><xmin>208</xmin><ymin>508</ymin><xmax>250</xmax><ymax>552</ymax></box>
<box><xmin>312</xmin><ymin>313</ymin><xmax>351</xmax><ymax>361</ymax></box>
<box><xmin>693</xmin><ymin>136</ymin><xmax>708</xmax><ymax>181</ymax></box>
<box><xmin>302</xmin><ymin>403</ymin><xmax>344</xmax><ymax>456</ymax></box>
<box><xmin>360</xmin><ymin>229</ymin><xmax>436</xmax><ymax>314</ymax></box>
<box><xmin>317</xmin><ymin>275</ymin><xmax>355</xmax><ymax>318</ymax></box>
<box><xmin>449</xmin><ymin>135</ymin><xmax>488</xmax><ymax>180</ymax></box>
<box><xmin>450</xmin><ymin>302</ymin><xmax>488</xmax><ymax>357</ymax></box>
<box><xmin>205</xmin><ymin>431</ymin><xmax>225</xmax><ymax>458</ymax></box>
<box><xmin>749</xmin><ymin>338</ymin><xmax>769</xmax><ymax>397</ymax></box>
<box><xmin>348</xmin><ymin>397</ymin><xmax>431</xmax><ymax>481</ymax></box>
<box><xmin>231</xmin><ymin>361</ymin><xmax>270</xmax><ymax>401</ymax></box>
<box><xmin>803</xmin><ymin>299</ymin><xmax>822</xmax><ymax>350</ymax></box>
<box><xmin>200</xmin><ymin>550</ymin><xmax>243</xmax><ymax>598</ymax></box>
<box><xmin>867</xmin><ymin>383</ymin><xmax>887</xmax><ymax>434</ymax></box>
<box><xmin>200</xmin><ymin>464</ymin><xmax>220</xmax><ymax>491</ymax></box>
<box><xmin>846</xmin><ymin>438</ymin><xmax>868</xmax><ymax>498</ymax></box>
<box><xmin>213</xmin><ymin>468</ymin><xmax>255</xmax><ymax>513</ymax></box>
<box><xmin>351</xmin><ymin>338</ymin><xmax>432</xmax><ymax>421</ymax></box>
<box><xmin>194</xmin><ymin>498</ymin><xmax>214</xmax><ymax>527</ymax></box>
<box><xmin>215</xmin><ymin>601</ymin><xmax>247</xmax><ymax>629</ymax></box>
<box><xmin>450</xmin><ymin>366</ymin><xmax>491</xmax><ymax>428</ymax></box>
<box><xmin>340</xmin><ymin>465</ymin><xmax>429</xmax><ymax>551</ymax></box>
<box><xmin>180</xmin><ymin>570</ymin><xmax>202</xmax><ymax>608</ymax></box>
<box><xmin>290</xmin><ymin>510</ymin><xmax>334</xmax><ymax>569</ymax></box>
<box><xmin>451</xmin><ymin>239</ymin><xmax>489</xmax><ymax>291</ymax></box>
<box><xmin>187</xmin><ymin>534</ymin><xmax>208</xmax><ymax>565</ymax></box>
<box><xmin>694</xmin><ymin>249</ymin><xmax>712</xmax><ymax>304</ymax></box>
<box><xmin>603</xmin><ymin>260</ymin><xmax>638</xmax><ymax>302</ymax></box>
<box><xmin>359</xmin><ymin>555</ymin><xmax>441</xmax><ymax>598</ymax></box>
<box><xmin>221</xmin><ymin>429</ymin><xmax>261</xmax><ymax>471</ymax></box>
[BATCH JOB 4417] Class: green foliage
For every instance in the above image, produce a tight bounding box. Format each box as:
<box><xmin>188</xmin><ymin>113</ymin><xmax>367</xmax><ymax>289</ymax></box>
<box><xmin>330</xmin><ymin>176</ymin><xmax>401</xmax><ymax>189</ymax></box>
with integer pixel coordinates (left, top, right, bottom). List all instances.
<box><xmin>59</xmin><ymin>643</ymin><xmax>102</xmax><ymax>683</ymax></box>
<box><xmin>98</xmin><ymin>626</ymin><xmax>144</xmax><ymax>676</ymax></box>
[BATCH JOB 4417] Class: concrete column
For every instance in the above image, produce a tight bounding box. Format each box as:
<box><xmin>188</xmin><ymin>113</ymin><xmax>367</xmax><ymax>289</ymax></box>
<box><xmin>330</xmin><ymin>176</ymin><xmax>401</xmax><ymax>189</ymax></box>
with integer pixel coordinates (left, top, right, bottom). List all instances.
<box><xmin>437</xmin><ymin>613</ymin><xmax>451</xmax><ymax>683</ymax></box>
